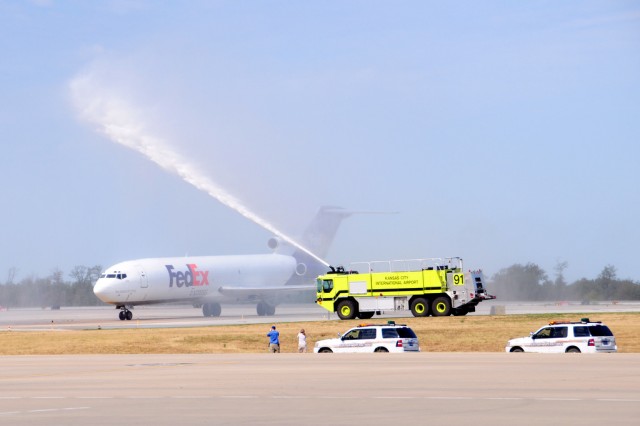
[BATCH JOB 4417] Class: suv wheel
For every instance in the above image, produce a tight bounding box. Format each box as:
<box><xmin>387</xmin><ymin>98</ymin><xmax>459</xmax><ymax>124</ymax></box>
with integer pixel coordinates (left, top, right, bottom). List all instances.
<box><xmin>374</xmin><ymin>347</ymin><xmax>389</xmax><ymax>353</ymax></box>
<box><xmin>566</xmin><ymin>347</ymin><xmax>581</xmax><ymax>353</ymax></box>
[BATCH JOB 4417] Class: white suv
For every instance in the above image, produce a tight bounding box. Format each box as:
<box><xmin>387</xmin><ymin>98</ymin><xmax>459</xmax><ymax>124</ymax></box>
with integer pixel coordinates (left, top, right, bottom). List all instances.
<box><xmin>506</xmin><ymin>318</ymin><xmax>617</xmax><ymax>353</ymax></box>
<box><xmin>314</xmin><ymin>323</ymin><xmax>420</xmax><ymax>353</ymax></box>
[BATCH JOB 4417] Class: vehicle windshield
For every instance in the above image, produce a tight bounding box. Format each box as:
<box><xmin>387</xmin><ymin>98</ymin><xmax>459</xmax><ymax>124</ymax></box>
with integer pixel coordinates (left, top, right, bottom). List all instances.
<box><xmin>317</xmin><ymin>279</ymin><xmax>333</xmax><ymax>293</ymax></box>
<box><xmin>396</xmin><ymin>327</ymin><xmax>417</xmax><ymax>338</ymax></box>
<box><xmin>342</xmin><ymin>328</ymin><xmax>376</xmax><ymax>340</ymax></box>
<box><xmin>534</xmin><ymin>327</ymin><xmax>567</xmax><ymax>339</ymax></box>
<box><xmin>589</xmin><ymin>325</ymin><xmax>614</xmax><ymax>337</ymax></box>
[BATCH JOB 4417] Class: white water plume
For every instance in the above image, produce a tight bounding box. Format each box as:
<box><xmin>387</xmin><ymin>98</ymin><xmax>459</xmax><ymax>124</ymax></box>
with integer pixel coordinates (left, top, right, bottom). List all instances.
<box><xmin>69</xmin><ymin>71</ymin><xmax>329</xmax><ymax>267</ymax></box>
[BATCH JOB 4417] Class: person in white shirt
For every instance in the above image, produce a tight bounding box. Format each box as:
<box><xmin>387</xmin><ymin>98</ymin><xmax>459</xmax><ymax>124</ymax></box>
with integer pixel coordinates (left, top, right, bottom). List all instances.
<box><xmin>297</xmin><ymin>329</ymin><xmax>307</xmax><ymax>353</ymax></box>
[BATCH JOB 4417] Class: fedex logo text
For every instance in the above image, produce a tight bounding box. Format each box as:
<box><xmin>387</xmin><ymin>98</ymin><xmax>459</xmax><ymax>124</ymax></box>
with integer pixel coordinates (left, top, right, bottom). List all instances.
<box><xmin>165</xmin><ymin>264</ymin><xmax>210</xmax><ymax>288</ymax></box>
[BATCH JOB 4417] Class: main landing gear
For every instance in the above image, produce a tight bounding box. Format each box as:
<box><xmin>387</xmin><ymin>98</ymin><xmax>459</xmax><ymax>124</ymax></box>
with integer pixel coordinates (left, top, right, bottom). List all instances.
<box><xmin>118</xmin><ymin>306</ymin><xmax>133</xmax><ymax>321</ymax></box>
<box><xmin>202</xmin><ymin>302</ymin><xmax>222</xmax><ymax>317</ymax></box>
<box><xmin>256</xmin><ymin>301</ymin><xmax>275</xmax><ymax>316</ymax></box>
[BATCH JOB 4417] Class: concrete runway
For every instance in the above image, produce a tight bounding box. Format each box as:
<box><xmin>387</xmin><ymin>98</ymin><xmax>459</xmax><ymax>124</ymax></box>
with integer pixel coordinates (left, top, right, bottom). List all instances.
<box><xmin>1</xmin><ymin>353</ymin><xmax>638</xmax><ymax>425</ymax></box>
<box><xmin>1</xmin><ymin>300</ymin><xmax>638</xmax><ymax>331</ymax></box>
<box><xmin>2</xmin><ymin>304</ymin><xmax>639</xmax><ymax>424</ymax></box>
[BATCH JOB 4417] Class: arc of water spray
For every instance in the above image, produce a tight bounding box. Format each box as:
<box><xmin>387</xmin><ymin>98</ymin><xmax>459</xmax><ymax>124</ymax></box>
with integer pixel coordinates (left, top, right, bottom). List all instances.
<box><xmin>70</xmin><ymin>73</ymin><xmax>329</xmax><ymax>267</ymax></box>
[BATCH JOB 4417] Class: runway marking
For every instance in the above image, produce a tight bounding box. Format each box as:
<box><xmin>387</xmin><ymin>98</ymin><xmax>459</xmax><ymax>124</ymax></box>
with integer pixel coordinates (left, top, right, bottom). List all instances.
<box><xmin>535</xmin><ymin>398</ymin><xmax>581</xmax><ymax>401</ymax></box>
<box><xmin>485</xmin><ymin>397</ymin><xmax>524</xmax><ymax>400</ymax></box>
<box><xmin>1</xmin><ymin>395</ymin><xmax>639</xmax><ymax>403</ymax></box>
<box><xmin>220</xmin><ymin>396</ymin><xmax>258</xmax><ymax>399</ymax></box>
<box><xmin>424</xmin><ymin>396</ymin><xmax>473</xmax><ymax>400</ymax></box>
<box><xmin>272</xmin><ymin>396</ymin><xmax>309</xmax><ymax>399</ymax></box>
<box><xmin>373</xmin><ymin>396</ymin><xmax>419</xmax><ymax>399</ymax></box>
<box><xmin>1</xmin><ymin>407</ymin><xmax>90</xmax><ymax>416</ymax></box>
<box><xmin>172</xmin><ymin>396</ymin><xmax>211</xmax><ymax>399</ymax></box>
<box><xmin>126</xmin><ymin>396</ymin><xmax>163</xmax><ymax>399</ymax></box>
<box><xmin>77</xmin><ymin>396</ymin><xmax>113</xmax><ymax>399</ymax></box>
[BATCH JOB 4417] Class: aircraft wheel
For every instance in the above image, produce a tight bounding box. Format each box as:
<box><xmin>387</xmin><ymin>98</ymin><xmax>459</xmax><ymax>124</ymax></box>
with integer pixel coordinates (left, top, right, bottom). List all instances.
<box><xmin>210</xmin><ymin>302</ymin><xmax>221</xmax><ymax>317</ymax></box>
<box><xmin>202</xmin><ymin>304</ymin><xmax>211</xmax><ymax>317</ymax></box>
<box><xmin>119</xmin><ymin>311</ymin><xmax>126</xmax><ymax>321</ymax></box>
<box><xmin>256</xmin><ymin>302</ymin><xmax>266</xmax><ymax>316</ymax></box>
<box><xmin>125</xmin><ymin>310</ymin><xmax>133</xmax><ymax>321</ymax></box>
<box><xmin>265</xmin><ymin>304</ymin><xmax>275</xmax><ymax>316</ymax></box>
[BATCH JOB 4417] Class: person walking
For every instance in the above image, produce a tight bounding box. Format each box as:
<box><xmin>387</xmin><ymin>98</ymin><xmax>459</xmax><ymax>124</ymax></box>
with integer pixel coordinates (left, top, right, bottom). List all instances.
<box><xmin>297</xmin><ymin>329</ymin><xmax>307</xmax><ymax>353</ymax></box>
<box><xmin>267</xmin><ymin>325</ymin><xmax>280</xmax><ymax>353</ymax></box>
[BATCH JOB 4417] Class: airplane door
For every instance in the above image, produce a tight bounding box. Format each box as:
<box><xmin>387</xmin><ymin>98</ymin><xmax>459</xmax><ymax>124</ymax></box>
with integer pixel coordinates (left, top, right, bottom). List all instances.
<box><xmin>140</xmin><ymin>270</ymin><xmax>148</xmax><ymax>288</ymax></box>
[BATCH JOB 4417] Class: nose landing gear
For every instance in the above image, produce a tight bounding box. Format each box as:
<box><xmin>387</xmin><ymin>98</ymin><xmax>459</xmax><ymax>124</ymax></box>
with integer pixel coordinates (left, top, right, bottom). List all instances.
<box><xmin>118</xmin><ymin>306</ymin><xmax>133</xmax><ymax>321</ymax></box>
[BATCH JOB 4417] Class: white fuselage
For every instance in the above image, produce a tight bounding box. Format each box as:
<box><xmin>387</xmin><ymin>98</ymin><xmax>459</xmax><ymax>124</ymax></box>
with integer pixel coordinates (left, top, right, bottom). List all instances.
<box><xmin>94</xmin><ymin>254</ymin><xmax>297</xmax><ymax>306</ymax></box>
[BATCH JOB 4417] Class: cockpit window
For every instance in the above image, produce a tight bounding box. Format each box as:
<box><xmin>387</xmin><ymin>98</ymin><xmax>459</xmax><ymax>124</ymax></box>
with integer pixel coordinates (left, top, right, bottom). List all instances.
<box><xmin>105</xmin><ymin>273</ymin><xmax>127</xmax><ymax>279</ymax></box>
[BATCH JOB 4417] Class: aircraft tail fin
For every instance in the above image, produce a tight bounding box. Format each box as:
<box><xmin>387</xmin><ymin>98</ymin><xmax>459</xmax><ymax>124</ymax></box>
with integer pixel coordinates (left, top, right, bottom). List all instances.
<box><xmin>267</xmin><ymin>206</ymin><xmax>350</xmax><ymax>259</ymax></box>
<box><xmin>275</xmin><ymin>206</ymin><xmax>394</xmax><ymax>285</ymax></box>
<box><xmin>298</xmin><ymin>206</ymin><xmax>352</xmax><ymax>260</ymax></box>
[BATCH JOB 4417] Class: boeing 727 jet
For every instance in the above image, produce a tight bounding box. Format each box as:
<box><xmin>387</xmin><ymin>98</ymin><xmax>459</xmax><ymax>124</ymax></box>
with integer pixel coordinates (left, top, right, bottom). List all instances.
<box><xmin>93</xmin><ymin>207</ymin><xmax>351</xmax><ymax>320</ymax></box>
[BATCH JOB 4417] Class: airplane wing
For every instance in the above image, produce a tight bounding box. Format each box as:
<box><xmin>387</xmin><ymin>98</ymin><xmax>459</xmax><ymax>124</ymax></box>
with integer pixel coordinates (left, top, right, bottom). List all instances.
<box><xmin>217</xmin><ymin>285</ymin><xmax>315</xmax><ymax>300</ymax></box>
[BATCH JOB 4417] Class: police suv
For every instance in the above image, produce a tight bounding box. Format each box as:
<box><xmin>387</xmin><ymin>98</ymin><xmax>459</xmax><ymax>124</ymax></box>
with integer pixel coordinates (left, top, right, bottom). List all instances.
<box><xmin>505</xmin><ymin>318</ymin><xmax>617</xmax><ymax>353</ymax></box>
<box><xmin>314</xmin><ymin>323</ymin><xmax>420</xmax><ymax>353</ymax></box>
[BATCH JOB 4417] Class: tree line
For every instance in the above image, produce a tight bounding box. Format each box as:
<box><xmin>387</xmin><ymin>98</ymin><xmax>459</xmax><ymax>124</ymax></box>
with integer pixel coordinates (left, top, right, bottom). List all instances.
<box><xmin>0</xmin><ymin>266</ymin><xmax>103</xmax><ymax>308</ymax></box>
<box><xmin>1</xmin><ymin>263</ymin><xmax>639</xmax><ymax>308</ymax></box>
<box><xmin>489</xmin><ymin>263</ymin><xmax>640</xmax><ymax>301</ymax></box>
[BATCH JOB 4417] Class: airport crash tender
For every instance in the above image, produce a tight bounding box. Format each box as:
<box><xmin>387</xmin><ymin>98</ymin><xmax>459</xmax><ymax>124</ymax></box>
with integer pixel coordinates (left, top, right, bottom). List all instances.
<box><xmin>316</xmin><ymin>257</ymin><xmax>495</xmax><ymax>319</ymax></box>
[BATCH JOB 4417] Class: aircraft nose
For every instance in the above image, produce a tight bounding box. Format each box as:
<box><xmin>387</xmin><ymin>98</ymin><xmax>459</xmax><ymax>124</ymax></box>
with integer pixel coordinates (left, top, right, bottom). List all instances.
<box><xmin>93</xmin><ymin>279</ymin><xmax>110</xmax><ymax>302</ymax></box>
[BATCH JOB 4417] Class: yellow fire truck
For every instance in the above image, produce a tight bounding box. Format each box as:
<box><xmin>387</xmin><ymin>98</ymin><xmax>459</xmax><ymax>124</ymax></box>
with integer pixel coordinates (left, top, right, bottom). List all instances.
<box><xmin>316</xmin><ymin>257</ymin><xmax>495</xmax><ymax>319</ymax></box>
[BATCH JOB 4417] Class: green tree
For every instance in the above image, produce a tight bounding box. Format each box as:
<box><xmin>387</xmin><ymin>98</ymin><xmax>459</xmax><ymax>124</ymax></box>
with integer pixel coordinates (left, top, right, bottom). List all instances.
<box><xmin>490</xmin><ymin>263</ymin><xmax>551</xmax><ymax>301</ymax></box>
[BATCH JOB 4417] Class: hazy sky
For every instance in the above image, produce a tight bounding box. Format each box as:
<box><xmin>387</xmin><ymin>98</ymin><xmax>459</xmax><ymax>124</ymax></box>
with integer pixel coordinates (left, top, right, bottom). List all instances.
<box><xmin>1</xmin><ymin>1</ymin><xmax>639</xmax><ymax>284</ymax></box>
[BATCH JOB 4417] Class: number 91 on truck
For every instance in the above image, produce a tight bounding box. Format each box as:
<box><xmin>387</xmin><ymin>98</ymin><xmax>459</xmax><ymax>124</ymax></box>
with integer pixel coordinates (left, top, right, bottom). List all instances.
<box><xmin>315</xmin><ymin>257</ymin><xmax>495</xmax><ymax>320</ymax></box>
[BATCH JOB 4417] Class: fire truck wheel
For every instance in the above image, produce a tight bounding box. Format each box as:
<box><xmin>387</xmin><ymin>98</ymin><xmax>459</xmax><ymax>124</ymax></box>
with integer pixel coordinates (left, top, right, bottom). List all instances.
<box><xmin>431</xmin><ymin>297</ymin><xmax>451</xmax><ymax>316</ymax></box>
<box><xmin>337</xmin><ymin>300</ymin><xmax>358</xmax><ymax>320</ymax></box>
<box><xmin>410</xmin><ymin>297</ymin><xmax>429</xmax><ymax>317</ymax></box>
<box><xmin>357</xmin><ymin>312</ymin><xmax>374</xmax><ymax>319</ymax></box>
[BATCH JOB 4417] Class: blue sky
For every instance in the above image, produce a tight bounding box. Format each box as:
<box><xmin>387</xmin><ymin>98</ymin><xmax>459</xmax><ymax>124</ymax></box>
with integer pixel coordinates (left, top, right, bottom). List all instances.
<box><xmin>1</xmin><ymin>0</ymin><xmax>639</xmax><ymax>284</ymax></box>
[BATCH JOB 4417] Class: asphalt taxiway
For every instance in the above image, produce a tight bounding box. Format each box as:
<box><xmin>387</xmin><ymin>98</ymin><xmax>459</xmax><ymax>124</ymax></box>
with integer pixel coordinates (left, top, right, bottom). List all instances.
<box><xmin>1</xmin><ymin>353</ymin><xmax>638</xmax><ymax>425</ymax></box>
<box><xmin>2</xmin><ymin>301</ymin><xmax>638</xmax><ymax>331</ymax></box>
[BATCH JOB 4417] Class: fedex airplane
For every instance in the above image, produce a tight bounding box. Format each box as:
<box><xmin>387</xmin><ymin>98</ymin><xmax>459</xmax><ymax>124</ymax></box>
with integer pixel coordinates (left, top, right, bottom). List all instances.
<box><xmin>93</xmin><ymin>206</ymin><xmax>351</xmax><ymax>320</ymax></box>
